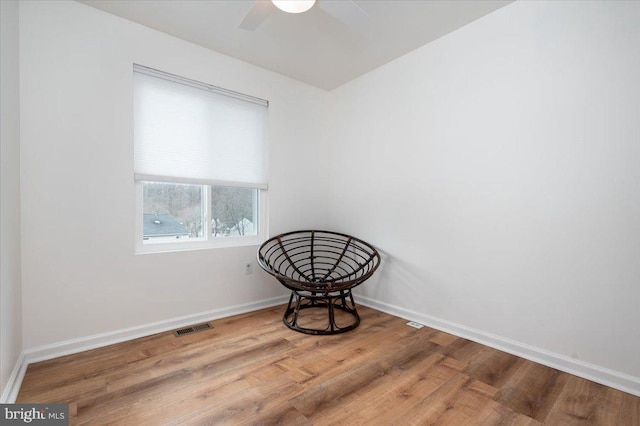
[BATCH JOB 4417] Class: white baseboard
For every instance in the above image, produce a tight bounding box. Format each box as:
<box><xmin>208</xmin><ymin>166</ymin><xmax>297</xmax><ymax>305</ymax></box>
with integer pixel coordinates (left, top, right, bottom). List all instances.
<box><xmin>0</xmin><ymin>352</ymin><xmax>27</xmax><ymax>403</ymax></box>
<box><xmin>357</xmin><ymin>295</ymin><xmax>640</xmax><ymax>398</ymax></box>
<box><xmin>7</xmin><ymin>294</ymin><xmax>637</xmax><ymax>402</ymax></box>
<box><xmin>3</xmin><ymin>295</ymin><xmax>288</xmax><ymax>402</ymax></box>
<box><xmin>25</xmin><ymin>295</ymin><xmax>288</xmax><ymax>364</ymax></box>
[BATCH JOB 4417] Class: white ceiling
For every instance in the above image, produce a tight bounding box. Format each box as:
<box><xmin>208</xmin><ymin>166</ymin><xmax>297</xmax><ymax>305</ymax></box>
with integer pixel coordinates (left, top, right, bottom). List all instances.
<box><xmin>80</xmin><ymin>0</ymin><xmax>513</xmax><ymax>90</ymax></box>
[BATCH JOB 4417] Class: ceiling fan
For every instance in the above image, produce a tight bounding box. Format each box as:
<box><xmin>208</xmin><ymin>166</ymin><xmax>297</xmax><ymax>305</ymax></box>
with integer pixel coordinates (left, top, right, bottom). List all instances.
<box><xmin>239</xmin><ymin>0</ymin><xmax>368</xmax><ymax>31</ymax></box>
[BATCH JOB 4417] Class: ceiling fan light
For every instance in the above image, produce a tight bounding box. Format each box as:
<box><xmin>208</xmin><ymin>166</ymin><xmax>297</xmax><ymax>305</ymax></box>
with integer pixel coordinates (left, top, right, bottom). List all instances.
<box><xmin>272</xmin><ymin>0</ymin><xmax>316</xmax><ymax>14</ymax></box>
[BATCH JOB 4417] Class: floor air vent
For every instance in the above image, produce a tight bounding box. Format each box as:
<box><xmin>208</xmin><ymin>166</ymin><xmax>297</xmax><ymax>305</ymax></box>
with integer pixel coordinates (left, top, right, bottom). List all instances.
<box><xmin>174</xmin><ymin>322</ymin><xmax>212</xmax><ymax>337</ymax></box>
<box><xmin>406</xmin><ymin>321</ymin><xmax>425</xmax><ymax>329</ymax></box>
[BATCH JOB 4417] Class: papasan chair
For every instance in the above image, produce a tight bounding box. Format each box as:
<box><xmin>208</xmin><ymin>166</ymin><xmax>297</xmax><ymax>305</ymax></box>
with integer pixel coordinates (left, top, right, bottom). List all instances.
<box><xmin>257</xmin><ymin>230</ymin><xmax>381</xmax><ymax>335</ymax></box>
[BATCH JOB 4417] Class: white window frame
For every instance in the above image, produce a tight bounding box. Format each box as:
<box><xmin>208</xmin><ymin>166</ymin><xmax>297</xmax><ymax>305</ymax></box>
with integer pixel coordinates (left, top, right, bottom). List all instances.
<box><xmin>135</xmin><ymin>182</ymin><xmax>268</xmax><ymax>254</ymax></box>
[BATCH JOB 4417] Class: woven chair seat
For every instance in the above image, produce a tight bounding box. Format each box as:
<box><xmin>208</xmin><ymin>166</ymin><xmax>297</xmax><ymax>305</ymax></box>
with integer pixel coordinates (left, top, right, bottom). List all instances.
<box><xmin>258</xmin><ymin>230</ymin><xmax>380</xmax><ymax>335</ymax></box>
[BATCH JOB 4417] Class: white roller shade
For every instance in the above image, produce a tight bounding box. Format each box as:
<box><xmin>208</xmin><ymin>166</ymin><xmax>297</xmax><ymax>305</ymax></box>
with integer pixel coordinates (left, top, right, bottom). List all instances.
<box><xmin>134</xmin><ymin>65</ymin><xmax>268</xmax><ymax>188</ymax></box>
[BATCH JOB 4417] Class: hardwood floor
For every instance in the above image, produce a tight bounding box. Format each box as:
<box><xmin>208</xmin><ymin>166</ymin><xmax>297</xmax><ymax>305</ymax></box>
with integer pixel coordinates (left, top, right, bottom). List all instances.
<box><xmin>17</xmin><ymin>305</ymin><xmax>640</xmax><ymax>425</ymax></box>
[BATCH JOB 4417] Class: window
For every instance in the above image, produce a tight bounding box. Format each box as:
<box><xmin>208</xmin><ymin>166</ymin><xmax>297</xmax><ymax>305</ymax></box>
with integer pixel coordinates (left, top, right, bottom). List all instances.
<box><xmin>134</xmin><ymin>65</ymin><xmax>268</xmax><ymax>252</ymax></box>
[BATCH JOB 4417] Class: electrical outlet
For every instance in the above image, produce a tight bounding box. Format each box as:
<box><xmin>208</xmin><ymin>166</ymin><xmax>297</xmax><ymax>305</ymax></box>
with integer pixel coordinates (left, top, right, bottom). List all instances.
<box><xmin>245</xmin><ymin>262</ymin><xmax>253</xmax><ymax>274</ymax></box>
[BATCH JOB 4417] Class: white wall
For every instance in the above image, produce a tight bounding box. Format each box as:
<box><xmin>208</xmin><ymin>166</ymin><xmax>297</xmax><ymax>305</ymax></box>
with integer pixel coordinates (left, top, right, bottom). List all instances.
<box><xmin>14</xmin><ymin>0</ymin><xmax>640</xmax><ymax>397</ymax></box>
<box><xmin>329</xmin><ymin>0</ymin><xmax>640</xmax><ymax>385</ymax></box>
<box><xmin>0</xmin><ymin>0</ymin><xmax>23</xmax><ymax>399</ymax></box>
<box><xmin>19</xmin><ymin>0</ymin><xmax>331</xmax><ymax>350</ymax></box>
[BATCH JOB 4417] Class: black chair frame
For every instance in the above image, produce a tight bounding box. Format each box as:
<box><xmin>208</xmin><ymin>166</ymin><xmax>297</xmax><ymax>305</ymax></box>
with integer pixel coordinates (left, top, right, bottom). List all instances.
<box><xmin>257</xmin><ymin>230</ymin><xmax>380</xmax><ymax>335</ymax></box>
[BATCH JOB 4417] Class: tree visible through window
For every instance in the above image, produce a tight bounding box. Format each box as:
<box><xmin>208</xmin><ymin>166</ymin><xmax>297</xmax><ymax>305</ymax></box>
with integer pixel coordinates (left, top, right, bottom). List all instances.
<box><xmin>142</xmin><ymin>182</ymin><xmax>258</xmax><ymax>243</ymax></box>
<box><xmin>143</xmin><ymin>182</ymin><xmax>203</xmax><ymax>239</ymax></box>
<box><xmin>211</xmin><ymin>186</ymin><xmax>257</xmax><ymax>237</ymax></box>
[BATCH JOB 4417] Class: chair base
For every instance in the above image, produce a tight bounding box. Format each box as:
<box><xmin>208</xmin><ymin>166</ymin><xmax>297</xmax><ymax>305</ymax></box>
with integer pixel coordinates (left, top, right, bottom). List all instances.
<box><xmin>283</xmin><ymin>289</ymin><xmax>360</xmax><ymax>335</ymax></box>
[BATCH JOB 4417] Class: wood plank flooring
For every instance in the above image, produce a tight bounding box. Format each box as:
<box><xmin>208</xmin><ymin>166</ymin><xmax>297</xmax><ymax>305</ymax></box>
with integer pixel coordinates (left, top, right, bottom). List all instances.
<box><xmin>17</xmin><ymin>305</ymin><xmax>640</xmax><ymax>425</ymax></box>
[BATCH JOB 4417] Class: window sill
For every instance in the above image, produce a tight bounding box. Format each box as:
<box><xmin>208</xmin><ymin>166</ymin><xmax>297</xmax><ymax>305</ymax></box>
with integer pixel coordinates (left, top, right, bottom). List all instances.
<box><xmin>135</xmin><ymin>235</ymin><xmax>264</xmax><ymax>255</ymax></box>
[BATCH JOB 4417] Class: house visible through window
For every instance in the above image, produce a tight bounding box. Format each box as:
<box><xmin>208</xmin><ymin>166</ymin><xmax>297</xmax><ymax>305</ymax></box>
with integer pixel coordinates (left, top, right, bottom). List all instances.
<box><xmin>133</xmin><ymin>65</ymin><xmax>268</xmax><ymax>252</ymax></box>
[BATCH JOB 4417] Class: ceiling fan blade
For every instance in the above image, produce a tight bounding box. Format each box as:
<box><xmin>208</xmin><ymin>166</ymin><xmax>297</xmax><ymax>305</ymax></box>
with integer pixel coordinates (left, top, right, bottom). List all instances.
<box><xmin>318</xmin><ymin>0</ymin><xmax>368</xmax><ymax>26</ymax></box>
<box><xmin>239</xmin><ymin>0</ymin><xmax>276</xmax><ymax>31</ymax></box>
